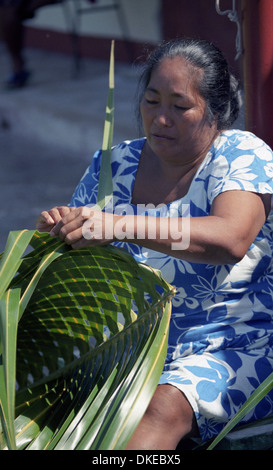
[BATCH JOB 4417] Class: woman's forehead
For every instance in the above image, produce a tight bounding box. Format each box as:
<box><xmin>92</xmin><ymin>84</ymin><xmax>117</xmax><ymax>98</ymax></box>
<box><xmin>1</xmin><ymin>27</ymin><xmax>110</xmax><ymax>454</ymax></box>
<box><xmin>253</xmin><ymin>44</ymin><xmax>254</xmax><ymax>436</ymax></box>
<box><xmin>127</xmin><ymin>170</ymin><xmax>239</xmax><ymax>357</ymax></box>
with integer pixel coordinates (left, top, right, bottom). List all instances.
<box><xmin>148</xmin><ymin>56</ymin><xmax>203</xmax><ymax>97</ymax></box>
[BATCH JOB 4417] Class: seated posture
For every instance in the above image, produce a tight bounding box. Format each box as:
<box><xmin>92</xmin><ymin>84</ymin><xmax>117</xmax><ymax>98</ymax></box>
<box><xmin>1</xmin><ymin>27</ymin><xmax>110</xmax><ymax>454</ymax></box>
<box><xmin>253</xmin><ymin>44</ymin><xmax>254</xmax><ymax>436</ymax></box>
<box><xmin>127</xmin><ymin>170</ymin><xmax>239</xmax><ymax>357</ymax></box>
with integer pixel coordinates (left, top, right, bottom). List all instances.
<box><xmin>36</xmin><ymin>39</ymin><xmax>273</xmax><ymax>449</ymax></box>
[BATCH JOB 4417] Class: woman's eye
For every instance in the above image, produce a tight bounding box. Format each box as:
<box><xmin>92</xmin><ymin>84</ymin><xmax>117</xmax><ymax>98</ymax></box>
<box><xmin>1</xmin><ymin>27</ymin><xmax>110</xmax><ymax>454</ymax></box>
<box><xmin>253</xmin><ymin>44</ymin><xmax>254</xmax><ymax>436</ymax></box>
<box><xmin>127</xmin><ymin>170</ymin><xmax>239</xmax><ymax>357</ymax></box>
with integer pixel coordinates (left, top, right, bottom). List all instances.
<box><xmin>175</xmin><ymin>105</ymin><xmax>188</xmax><ymax>110</ymax></box>
<box><xmin>146</xmin><ymin>99</ymin><xmax>158</xmax><ymax>105</ymax></box>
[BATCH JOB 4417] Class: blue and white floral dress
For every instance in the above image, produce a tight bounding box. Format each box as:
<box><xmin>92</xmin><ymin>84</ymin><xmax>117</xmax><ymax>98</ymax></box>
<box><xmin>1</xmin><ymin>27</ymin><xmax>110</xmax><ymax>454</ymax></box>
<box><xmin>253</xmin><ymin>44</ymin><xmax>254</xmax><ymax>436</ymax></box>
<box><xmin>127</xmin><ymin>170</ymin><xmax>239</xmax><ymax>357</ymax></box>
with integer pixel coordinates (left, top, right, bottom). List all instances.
<box><xmin>70</xmin><ymin>129</ymin><xmax>273</xmax><ymax>441</ymax></box>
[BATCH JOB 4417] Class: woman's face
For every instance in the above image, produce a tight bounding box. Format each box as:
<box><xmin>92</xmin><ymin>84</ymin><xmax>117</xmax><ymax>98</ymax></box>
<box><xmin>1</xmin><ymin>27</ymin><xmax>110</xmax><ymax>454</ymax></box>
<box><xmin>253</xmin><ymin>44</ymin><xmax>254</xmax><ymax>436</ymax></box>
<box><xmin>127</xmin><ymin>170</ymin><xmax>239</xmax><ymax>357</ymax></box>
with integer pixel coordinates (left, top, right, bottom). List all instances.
<box><xmin>140</xmin><ymin>56</ymin><xmax>218</xmax><ymax>165</ymax></box>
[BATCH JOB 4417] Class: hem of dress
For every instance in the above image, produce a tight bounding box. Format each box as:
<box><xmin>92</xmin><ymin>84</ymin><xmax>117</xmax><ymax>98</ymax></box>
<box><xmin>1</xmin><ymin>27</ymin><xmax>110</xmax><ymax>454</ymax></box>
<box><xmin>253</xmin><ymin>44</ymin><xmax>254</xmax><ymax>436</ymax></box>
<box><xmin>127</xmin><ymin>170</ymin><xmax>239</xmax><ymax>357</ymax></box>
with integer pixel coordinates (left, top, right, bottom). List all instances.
<box><xmin>158</xmin><ymin>376</ymin><xmax>202</xmax><ymax>434</ymax></box>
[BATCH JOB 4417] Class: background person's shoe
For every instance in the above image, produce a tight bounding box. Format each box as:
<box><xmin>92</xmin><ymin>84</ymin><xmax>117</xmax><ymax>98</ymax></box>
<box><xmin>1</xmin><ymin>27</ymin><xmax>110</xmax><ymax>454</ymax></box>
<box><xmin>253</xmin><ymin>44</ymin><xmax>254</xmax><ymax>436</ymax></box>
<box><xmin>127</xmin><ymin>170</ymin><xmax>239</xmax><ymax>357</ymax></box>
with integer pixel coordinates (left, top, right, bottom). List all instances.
<box><xmin>5</xmin><ymin>70</ymin><xmax>31</xmax><ymax>89</ymax></box>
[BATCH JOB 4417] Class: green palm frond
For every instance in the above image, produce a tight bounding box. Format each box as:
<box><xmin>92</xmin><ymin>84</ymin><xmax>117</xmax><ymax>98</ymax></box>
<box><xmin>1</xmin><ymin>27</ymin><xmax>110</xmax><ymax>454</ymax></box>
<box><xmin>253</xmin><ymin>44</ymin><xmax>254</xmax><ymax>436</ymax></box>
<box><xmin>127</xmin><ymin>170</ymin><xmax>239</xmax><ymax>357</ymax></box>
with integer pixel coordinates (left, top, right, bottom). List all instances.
<box><xmin>0</xmin><ymin>231</ymin><xmax>175</xmax><ymax>450</ymax></box>
<box><xmin>97</xmin><ymin>39</ymin><xmax>115</xmax><ymax>210</ymax></box>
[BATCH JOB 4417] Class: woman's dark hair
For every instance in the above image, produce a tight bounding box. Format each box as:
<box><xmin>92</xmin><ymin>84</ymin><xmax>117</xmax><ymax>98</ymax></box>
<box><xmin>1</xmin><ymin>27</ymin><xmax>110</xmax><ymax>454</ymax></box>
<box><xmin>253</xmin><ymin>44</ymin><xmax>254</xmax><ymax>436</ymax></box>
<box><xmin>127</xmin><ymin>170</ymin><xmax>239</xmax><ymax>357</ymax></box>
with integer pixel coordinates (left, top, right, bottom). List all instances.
<box><xmin>136</xmin><ymin>38</ymin><xmax>241</xmax><ymax>130</ymax></box>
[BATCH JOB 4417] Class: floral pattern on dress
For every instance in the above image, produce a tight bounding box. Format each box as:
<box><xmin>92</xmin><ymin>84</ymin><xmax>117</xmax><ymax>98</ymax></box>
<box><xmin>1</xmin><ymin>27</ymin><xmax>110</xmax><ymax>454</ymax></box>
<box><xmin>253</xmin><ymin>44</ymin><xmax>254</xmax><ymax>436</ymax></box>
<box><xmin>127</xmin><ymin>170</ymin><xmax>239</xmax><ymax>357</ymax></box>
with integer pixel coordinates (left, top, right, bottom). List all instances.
<box><xmin>70</xmin><ymin>130</ymin><xmax>273</xmax><ymax>440</ymax></box>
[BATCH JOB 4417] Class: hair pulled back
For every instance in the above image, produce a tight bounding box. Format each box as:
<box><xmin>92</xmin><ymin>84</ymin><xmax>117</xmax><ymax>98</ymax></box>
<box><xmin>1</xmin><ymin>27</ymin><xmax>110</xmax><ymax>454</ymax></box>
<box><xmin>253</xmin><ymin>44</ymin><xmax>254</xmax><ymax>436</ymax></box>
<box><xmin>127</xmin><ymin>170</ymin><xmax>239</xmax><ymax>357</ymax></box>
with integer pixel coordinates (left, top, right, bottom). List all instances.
<box><xmin>137</xmin><ymin>38</ymin><xmax>241</xmax><ymax>130</ymax></box>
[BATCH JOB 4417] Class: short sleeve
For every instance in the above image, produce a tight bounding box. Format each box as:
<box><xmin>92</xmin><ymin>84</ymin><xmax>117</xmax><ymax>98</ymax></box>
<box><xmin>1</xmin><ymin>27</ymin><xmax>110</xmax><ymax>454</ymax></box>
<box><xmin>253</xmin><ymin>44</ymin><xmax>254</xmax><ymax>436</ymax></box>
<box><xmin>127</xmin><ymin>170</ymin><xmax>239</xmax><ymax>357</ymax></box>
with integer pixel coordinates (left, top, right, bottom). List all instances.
<box><xmin>206</xmin><ymin>131</ymin><xmax>273</xmax><ymax>203</ymax></box>
<box><xmin>69</xmin><ymin>138</ymin><xmax>145</xmax><ymax>208</ymax></box>
<box><xmin>69</xmin><ymin>149</ymin><xmax>102</xmax><ymax>207</ymax></box>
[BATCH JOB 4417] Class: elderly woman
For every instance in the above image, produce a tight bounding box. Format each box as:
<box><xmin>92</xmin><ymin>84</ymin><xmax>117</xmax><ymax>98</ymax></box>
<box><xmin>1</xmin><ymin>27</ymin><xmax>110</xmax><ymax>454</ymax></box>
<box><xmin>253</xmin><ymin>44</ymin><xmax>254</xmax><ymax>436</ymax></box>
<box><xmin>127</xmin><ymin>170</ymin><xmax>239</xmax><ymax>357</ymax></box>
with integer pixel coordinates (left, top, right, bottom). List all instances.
<box><xmin>36</xmin><ymin>39</ymin><xmax>273</xmax><ymax>449</ymax></box>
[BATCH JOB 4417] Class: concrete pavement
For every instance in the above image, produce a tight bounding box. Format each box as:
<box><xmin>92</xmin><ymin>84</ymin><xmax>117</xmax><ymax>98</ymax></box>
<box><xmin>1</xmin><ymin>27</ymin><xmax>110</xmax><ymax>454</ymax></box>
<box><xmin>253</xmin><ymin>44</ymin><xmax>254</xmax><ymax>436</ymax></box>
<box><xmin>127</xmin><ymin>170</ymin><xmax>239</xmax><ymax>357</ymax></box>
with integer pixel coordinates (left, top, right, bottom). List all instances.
<box><xmin>0</xmin><ymin>43</ymin><xmax>140</xmax><ymax>152</ymax></box>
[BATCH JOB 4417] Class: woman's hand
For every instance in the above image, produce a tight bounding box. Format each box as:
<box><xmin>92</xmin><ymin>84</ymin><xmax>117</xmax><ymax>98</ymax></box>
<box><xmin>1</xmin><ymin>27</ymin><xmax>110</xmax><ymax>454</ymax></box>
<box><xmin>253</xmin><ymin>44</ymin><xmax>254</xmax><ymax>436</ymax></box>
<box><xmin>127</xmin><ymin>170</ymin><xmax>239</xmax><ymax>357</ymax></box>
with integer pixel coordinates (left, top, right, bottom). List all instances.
<box><xmin>49</xmin><ymin>206</ymin><xmax>121</xmax><ymax>249</ymax></box>
<box><xmin>36</xmin><ymin>206</ymin><xmax>76</xmax><ymax>233</ymax></box>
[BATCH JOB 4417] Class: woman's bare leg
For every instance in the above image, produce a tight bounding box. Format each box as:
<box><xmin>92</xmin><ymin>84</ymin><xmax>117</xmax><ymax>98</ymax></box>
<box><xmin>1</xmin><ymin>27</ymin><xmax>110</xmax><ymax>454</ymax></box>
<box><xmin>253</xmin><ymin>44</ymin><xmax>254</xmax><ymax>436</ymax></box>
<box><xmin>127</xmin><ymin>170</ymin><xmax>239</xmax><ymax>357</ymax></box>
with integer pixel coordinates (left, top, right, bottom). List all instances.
<box><xmin>126</xmin><ymin>384</ymin><xmax>198</xmax><ymax>450</ymax></box>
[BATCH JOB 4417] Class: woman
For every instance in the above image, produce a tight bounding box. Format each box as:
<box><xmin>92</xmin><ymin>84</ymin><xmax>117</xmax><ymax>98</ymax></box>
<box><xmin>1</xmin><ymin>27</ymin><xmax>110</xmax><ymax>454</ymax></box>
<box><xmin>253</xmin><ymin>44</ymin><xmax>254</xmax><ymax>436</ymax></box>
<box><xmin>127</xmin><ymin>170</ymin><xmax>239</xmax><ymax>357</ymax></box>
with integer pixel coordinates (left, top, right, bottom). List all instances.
<box><xmin>36</xmin><ymin>39</ymin><xmax>273</xmax><ymax>449</ymax></box>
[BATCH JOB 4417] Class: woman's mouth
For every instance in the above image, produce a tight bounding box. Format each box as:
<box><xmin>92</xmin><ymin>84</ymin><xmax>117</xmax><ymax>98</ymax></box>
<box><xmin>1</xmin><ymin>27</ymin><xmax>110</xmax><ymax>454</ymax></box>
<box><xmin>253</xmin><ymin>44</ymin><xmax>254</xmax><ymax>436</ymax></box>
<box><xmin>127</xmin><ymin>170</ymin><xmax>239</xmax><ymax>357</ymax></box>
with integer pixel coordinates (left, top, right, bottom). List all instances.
<box><xmin>152</xmin><ymin>133</ymin><xmax>175</xmax><ymax>141</ymax></box>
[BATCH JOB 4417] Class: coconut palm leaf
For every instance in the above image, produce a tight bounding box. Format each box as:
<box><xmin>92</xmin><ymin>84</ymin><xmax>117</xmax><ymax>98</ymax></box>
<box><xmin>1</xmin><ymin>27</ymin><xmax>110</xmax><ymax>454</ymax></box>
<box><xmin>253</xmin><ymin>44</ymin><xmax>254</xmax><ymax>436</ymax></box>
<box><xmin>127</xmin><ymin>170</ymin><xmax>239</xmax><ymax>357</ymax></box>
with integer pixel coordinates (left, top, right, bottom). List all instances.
<box><xmin>0</xmin><ymin>229</ymin><xmax>36</xmax><ymax>450</ymax></box>
<box><xmin>0</xmin><ymin>230</ymin><xmax>175</xmax><ymax>450</ymax></box>
<box><xmin>0</xmin><ymin>289</ymin><xmax>21</xmax><ymax>450</ymax></box>
<box><xmin>97</xmin><ymin>39</ymin><xmax>115</xmax><ymax>210</ymax></box>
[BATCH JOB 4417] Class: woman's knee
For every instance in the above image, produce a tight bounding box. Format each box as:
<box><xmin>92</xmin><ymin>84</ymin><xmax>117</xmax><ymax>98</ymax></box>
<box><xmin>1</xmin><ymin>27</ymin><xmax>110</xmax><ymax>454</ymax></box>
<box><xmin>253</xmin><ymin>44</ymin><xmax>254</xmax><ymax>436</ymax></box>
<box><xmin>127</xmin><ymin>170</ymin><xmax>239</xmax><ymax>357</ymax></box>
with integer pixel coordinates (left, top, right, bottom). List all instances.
<box><xmin>144</xmin><ymin>384</ymin><xmax>196</xmax><ymax>437</ymax></box>
<box><xmin>126</xmin><ymin>385</ymin><xmax>198</xmax><ymax>449</ymax></box>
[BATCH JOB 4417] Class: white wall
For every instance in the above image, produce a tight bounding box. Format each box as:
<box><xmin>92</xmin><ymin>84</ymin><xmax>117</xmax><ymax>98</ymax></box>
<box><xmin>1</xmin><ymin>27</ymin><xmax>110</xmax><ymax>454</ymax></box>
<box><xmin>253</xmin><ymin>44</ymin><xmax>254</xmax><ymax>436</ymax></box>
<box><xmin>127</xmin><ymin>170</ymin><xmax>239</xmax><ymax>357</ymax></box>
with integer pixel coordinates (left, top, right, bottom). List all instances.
<box><xmin>28</xmin><ymin>0</ymin><xmax>162</xmax><ymax>44</ymax></box>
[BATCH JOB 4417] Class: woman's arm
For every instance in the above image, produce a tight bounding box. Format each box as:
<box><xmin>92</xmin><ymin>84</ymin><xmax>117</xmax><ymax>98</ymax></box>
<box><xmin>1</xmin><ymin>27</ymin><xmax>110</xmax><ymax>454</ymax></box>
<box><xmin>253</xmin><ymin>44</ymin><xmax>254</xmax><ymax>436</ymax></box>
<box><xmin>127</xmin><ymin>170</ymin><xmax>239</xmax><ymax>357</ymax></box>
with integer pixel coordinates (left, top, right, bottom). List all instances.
<box><xmin>127</xmin><ymin>191</ymin><xmax>271</xmax><ymax>264</ymax></box>
<box><xmin>48</xmin><ymin>190</ymin><xmax>272</xmax><ymax>265</ymax></box>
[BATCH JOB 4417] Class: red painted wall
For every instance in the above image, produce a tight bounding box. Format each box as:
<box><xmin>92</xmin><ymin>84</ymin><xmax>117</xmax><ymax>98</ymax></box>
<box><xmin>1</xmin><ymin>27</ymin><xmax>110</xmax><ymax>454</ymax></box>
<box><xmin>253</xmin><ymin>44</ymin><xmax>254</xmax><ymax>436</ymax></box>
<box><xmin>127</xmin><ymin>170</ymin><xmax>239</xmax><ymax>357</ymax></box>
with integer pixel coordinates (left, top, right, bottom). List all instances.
<box><xmin>161</xmin><ymin>0</ymin><xmax>243</xmax><ymax>81</ymax></box>
<box><xmin>241</xmin><ymin>0</ymin><xmax>273</xmax><ymax>147</ymax></box>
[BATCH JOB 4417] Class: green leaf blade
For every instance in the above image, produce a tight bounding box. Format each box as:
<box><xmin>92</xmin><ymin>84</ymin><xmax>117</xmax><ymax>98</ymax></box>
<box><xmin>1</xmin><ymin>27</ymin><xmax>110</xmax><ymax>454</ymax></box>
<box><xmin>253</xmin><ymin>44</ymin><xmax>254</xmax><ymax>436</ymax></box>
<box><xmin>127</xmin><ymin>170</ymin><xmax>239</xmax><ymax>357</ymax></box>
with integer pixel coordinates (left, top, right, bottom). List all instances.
<box><xmin>0</xmin><ymin>288</ymin><xmax>21</xmax><ymax>450</ymax></box>
<box><xmin>0</xmin><ymin>230</ymin><xmax>35</xmax><ymax>297</ymax></box>
<box><xmin>97</xmin><ymin>40</ymin><xmax>115</xmax><ymax>210</ymax></box>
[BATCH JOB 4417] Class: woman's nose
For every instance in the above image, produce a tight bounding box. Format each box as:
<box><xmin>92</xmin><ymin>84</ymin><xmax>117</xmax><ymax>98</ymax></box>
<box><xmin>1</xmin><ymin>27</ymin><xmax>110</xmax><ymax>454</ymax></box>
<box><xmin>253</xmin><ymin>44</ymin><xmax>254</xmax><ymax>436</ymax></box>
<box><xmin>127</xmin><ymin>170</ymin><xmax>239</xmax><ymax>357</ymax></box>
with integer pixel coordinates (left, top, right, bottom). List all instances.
<box><xmin>154</xmin><ymin>107</ymin><xmax>172</xmax><ymax>127</ymax></box>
